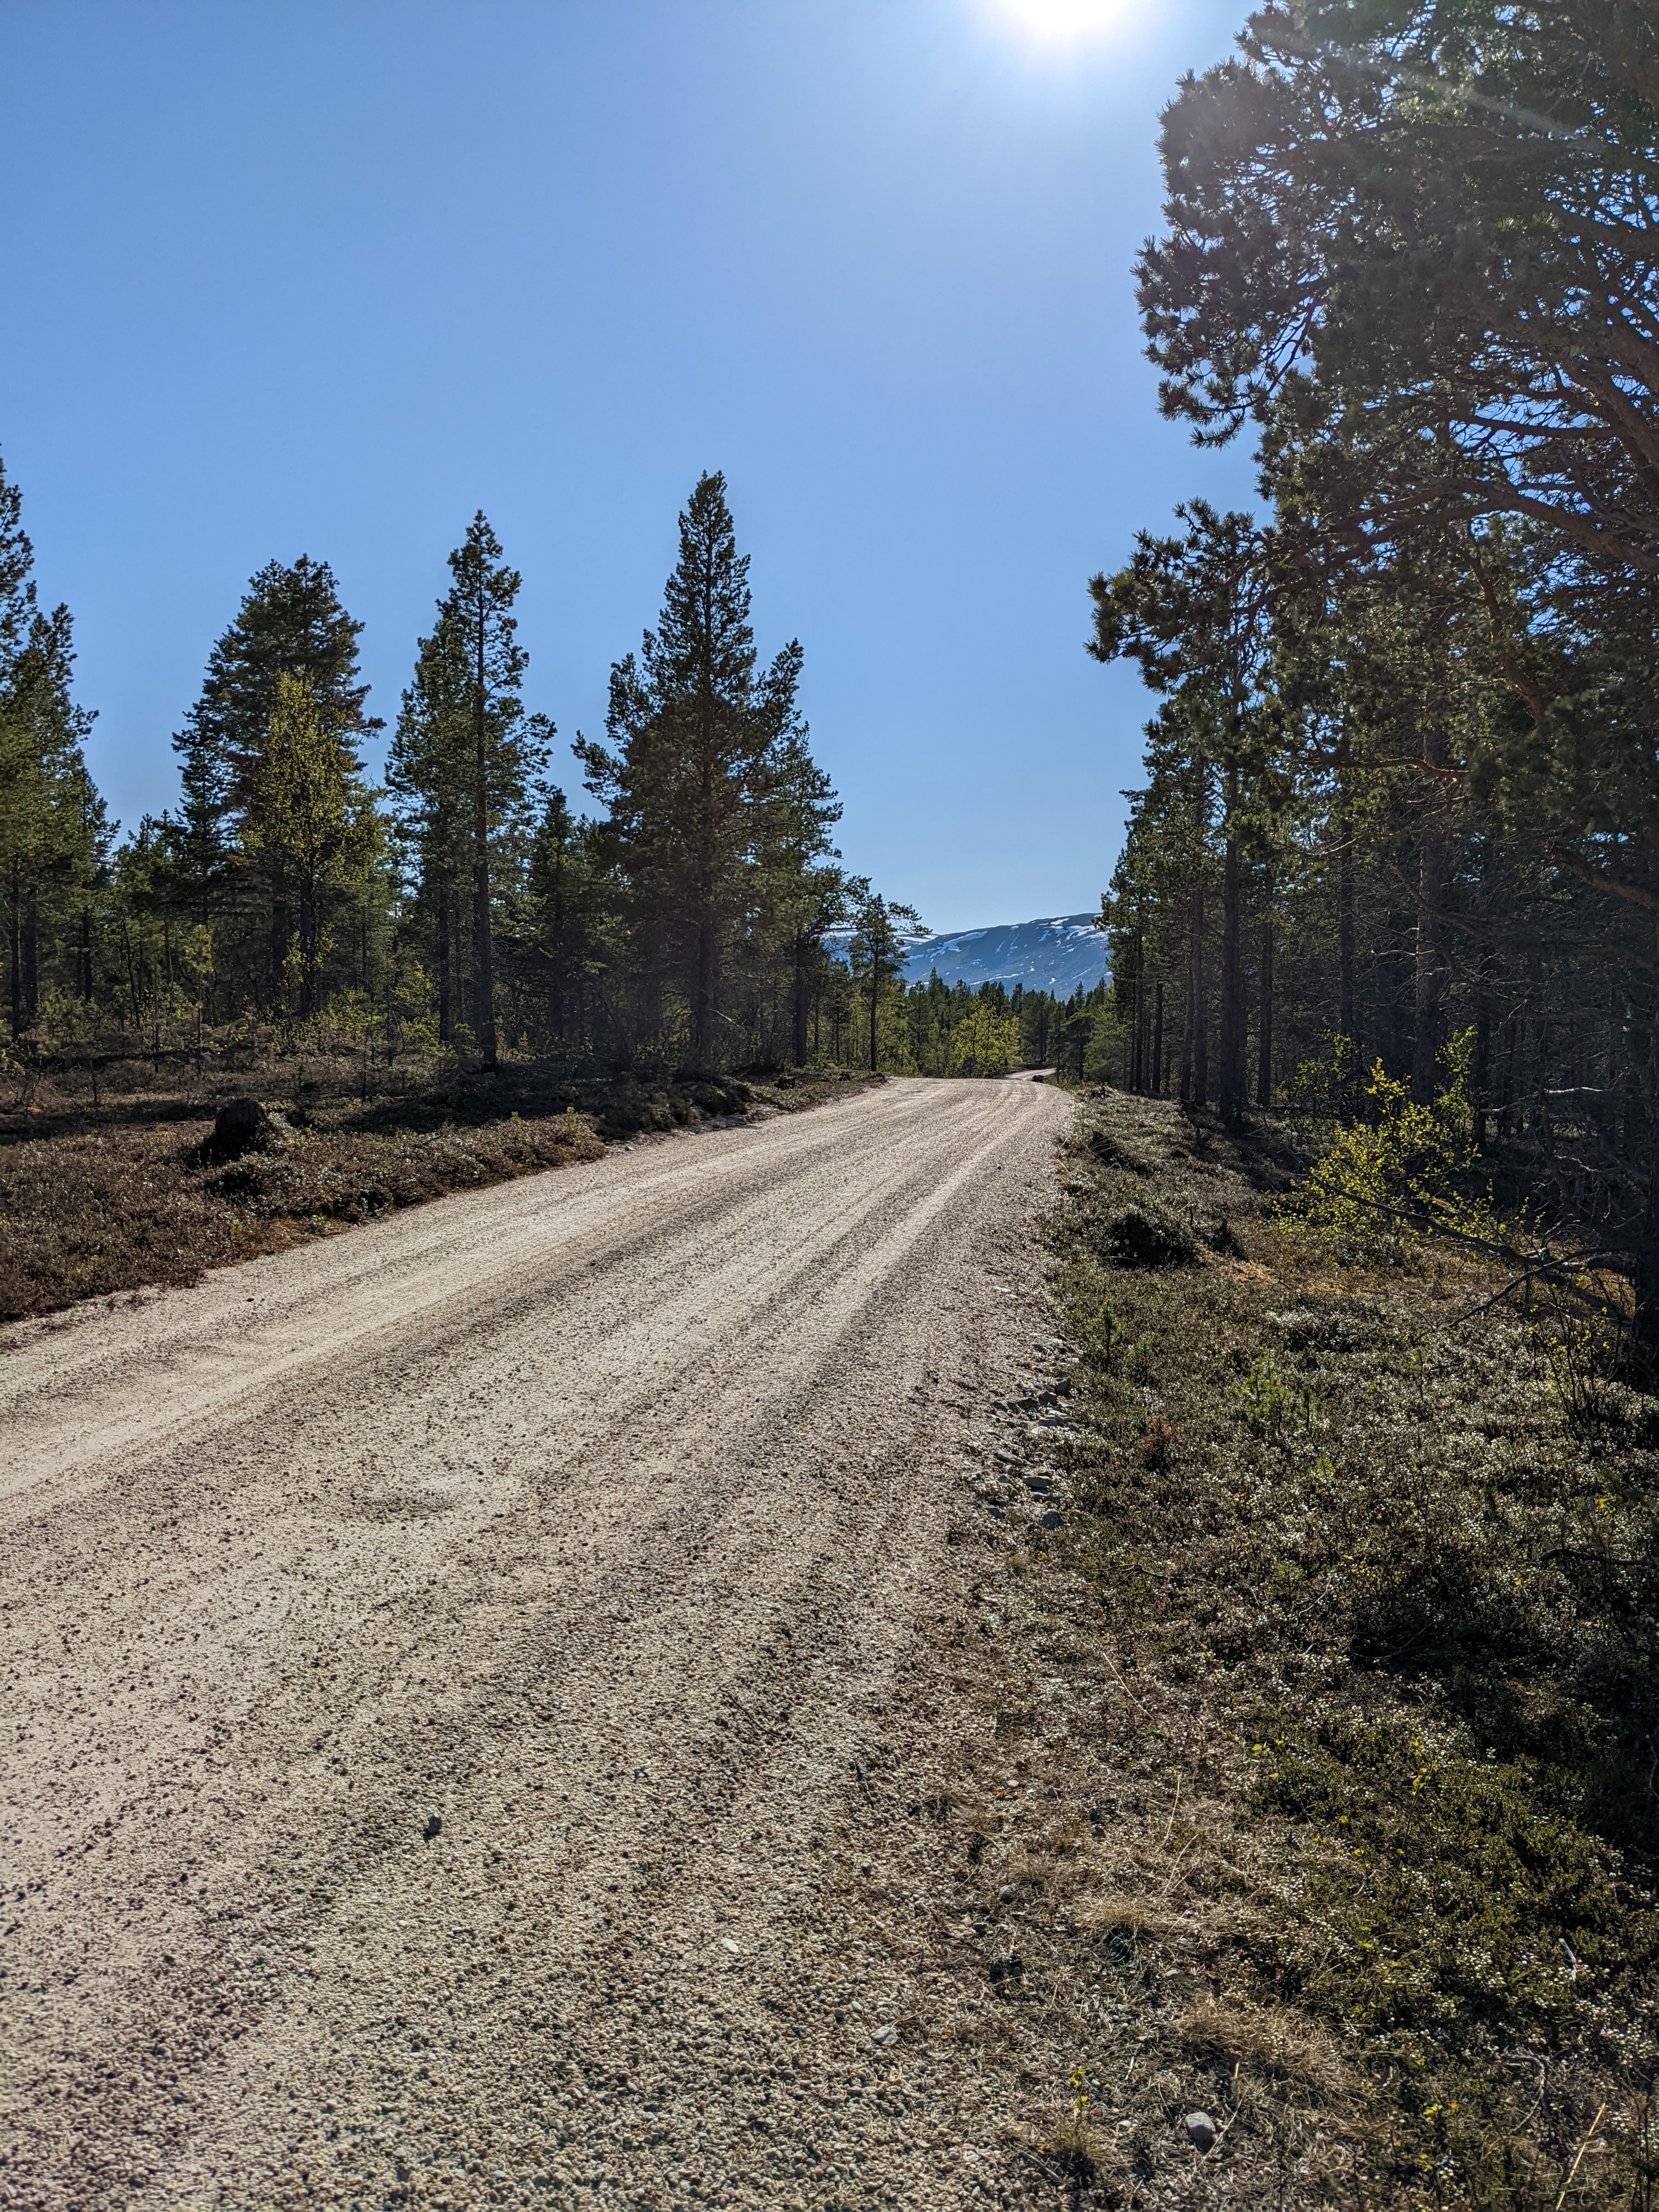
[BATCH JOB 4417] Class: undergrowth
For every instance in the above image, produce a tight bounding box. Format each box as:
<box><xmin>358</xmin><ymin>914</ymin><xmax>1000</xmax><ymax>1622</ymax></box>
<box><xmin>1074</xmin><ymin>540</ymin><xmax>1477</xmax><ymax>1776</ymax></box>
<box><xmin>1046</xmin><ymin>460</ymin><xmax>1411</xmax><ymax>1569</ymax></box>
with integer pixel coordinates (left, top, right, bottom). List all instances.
<box><xmin>1036</xmin><ymin>1089</ymin><xmax>1658</xmax><ymax>2205</ymax></box>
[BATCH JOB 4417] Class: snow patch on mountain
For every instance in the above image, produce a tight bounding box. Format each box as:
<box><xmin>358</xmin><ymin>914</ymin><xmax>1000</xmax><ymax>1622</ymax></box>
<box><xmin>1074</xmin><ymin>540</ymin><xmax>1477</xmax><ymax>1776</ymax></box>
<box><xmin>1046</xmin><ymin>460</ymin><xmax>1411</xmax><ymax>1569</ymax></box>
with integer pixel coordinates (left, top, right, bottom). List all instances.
<box><xmin>826</xmin><ymin>913</ymin><xmax>1108</xmax><ymax>996</ymax></box>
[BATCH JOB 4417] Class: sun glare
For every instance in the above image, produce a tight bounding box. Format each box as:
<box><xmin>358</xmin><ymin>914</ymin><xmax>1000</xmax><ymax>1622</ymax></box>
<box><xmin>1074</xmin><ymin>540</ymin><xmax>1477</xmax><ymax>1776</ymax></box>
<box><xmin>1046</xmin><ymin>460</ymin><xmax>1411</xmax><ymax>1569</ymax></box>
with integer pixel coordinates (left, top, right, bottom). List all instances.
<box><xmin>994</xmin><ymin>0</ymin><xmax>1126</xmax><ymax>41</ymax></box>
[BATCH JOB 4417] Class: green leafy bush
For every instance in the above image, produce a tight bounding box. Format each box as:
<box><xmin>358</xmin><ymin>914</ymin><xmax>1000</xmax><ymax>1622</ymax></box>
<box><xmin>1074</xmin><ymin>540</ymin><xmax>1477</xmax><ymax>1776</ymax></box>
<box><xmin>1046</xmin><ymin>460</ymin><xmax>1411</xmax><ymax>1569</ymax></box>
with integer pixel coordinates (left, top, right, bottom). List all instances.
<box><xmin>1285</xmin><ymin>1030</ymin><xmax>1496</xmax><ymax>1262</ymax></box>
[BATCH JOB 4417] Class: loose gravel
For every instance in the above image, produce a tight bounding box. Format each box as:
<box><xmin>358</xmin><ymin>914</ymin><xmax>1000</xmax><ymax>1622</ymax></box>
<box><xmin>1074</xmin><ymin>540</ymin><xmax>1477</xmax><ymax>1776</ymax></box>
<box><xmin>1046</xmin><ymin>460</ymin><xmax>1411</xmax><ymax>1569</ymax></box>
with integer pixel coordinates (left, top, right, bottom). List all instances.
<box><xmin>2</xmin><ymin>1074</ymin><xmax>1074</xmax><ymax>2210</ymax></box>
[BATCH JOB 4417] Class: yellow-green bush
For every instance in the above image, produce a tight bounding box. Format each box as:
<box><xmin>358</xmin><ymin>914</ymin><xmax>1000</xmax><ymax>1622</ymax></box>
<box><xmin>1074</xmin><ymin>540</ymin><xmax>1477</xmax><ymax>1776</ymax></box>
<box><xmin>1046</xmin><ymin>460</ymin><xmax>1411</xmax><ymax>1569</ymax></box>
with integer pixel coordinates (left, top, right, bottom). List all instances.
<box><xmin>1285</xmin><ymin>1029</ymin><xmax>1496</xmax><ymax>1261</ymax></box>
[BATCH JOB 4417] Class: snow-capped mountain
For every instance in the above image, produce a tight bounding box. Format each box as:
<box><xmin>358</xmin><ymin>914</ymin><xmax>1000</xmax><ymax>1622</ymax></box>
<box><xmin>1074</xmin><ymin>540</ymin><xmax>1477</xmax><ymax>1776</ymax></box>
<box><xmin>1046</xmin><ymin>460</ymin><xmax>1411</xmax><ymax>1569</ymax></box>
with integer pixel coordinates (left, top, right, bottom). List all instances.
<box><xmin>826</xmin><ymin>913</ymin><xmax>1108</xmax><ymax>996</ymax></box>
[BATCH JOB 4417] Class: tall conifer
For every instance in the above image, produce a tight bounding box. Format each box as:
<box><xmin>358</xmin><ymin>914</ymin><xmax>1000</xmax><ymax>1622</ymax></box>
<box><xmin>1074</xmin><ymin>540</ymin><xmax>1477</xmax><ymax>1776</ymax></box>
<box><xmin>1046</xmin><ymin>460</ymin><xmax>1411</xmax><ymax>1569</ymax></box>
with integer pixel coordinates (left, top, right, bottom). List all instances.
<box><xmin>173</xmin><ymin>556</ymin><xmax>375</xmax><ymax>884</ymax></box>
<box><xmin>578</xmin><ymin>472</ymin><xmax>805</xmax><ymax>1068</ymax></box>
<box><xmin>0</xmin><ymin>457</ymin><xmax>100</xmax><ymax>1037</ymax></box>
<box><xmin>391</xmin><ymin>515</ymin><xmax>546</xmax><ymax>1065</ymax></box>
<box><xmin>172</xmin><ymin>556</ymin><xmax>377</xmax><ymax>1003</ymax></box>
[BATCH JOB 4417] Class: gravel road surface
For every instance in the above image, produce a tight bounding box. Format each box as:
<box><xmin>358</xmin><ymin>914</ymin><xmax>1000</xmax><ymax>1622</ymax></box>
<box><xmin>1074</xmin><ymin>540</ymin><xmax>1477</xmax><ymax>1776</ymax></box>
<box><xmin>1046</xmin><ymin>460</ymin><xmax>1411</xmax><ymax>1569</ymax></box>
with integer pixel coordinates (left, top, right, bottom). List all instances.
<box><xmin>3</xmin><ymin>1074</ymin><xmax>1070</xmax><ymax>2211</ymax></box>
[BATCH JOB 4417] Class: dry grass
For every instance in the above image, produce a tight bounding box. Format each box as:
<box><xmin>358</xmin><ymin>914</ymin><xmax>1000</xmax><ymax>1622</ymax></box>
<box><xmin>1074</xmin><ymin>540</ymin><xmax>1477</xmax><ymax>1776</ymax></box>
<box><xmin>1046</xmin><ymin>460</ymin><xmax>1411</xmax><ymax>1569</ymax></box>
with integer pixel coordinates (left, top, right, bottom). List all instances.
<box><xmin>1177</xmin><ymin>1995</ymin><xmax>1346</xmax><ymax>2092</ymax></box>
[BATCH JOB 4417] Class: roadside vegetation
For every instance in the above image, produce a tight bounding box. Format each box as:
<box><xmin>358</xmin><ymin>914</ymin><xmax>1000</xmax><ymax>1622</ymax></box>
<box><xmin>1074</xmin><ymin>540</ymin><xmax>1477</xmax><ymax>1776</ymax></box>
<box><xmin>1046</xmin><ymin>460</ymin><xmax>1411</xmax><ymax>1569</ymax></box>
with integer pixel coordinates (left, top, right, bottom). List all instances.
<box><xmin>960</xmin><ymin>1082</ymin><xmax>1656</xmax><ymax>2205</ymax></box>
<box><xmin>1</xmin><ymin>445</ymin><xmax>1101</xmax><ymax>1323</ymax></box>
<box><xmin>0</xmin><ymin>1025</ymin><xmax>879</xmax><ymax>1324</ymax></box>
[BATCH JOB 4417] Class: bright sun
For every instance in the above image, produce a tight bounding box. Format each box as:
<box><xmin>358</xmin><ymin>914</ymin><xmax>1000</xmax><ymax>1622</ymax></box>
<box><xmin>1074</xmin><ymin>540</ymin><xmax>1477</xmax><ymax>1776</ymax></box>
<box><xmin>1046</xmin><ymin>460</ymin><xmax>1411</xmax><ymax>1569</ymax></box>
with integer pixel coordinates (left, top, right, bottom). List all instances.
<box><xmin>994</xmin><ymin>0</ymin><xmax>1126</xmax><ymax>40</ymax></box>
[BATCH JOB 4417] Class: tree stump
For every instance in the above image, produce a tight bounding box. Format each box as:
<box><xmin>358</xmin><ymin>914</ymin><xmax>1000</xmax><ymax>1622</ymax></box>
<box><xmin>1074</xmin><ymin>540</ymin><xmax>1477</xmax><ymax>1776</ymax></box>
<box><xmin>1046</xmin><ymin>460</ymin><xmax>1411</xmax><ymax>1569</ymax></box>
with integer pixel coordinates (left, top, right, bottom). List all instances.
<box><xmin>210</xmin><ymin>1097</ymin><xmax>270</xmax><ymax>1160</ymax></box>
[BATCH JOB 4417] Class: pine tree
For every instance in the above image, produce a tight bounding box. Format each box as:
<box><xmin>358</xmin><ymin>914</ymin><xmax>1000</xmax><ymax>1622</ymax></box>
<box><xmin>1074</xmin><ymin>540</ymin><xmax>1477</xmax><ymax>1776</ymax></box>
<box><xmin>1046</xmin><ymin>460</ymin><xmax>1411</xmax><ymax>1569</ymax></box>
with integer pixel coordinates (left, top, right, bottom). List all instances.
<box><xmin>524</xmin><ymin>787</ymin><xmax>614</xmax><ymax>1057</ymax></box>
<box><xmin>847</xmin><ymin>885</ymin><xmax>922</xmax><ymax>1073</ymax></box>
<box><xmin>758</xmin><ymin>711</ymin><xmax>844</xmax><ymax>1067</ymax></box>
<box><xmin>172</xmin><ymin>556</ymin><xmax>377</xmax><ymax>1004</ymax></box>
<box><xmin>1091</xmin><ymin>504</ymin><xmax>1279</xmax><ymax>1122</ymax></box>
<box><xmin>173</xmin><ymin>556</ymin><xmax>375</xmax><ymax>885</ymax></box>
<box><xmin>0</xmin><ymin>454</ymin><xmax>112</xmax><ymax>1034</ymax></box>
<box><xmin>1</xmin><ymin>549</ymin><xmax>100</xmax><ymax>1040</ymax></box>
<box><xmin>1137</xmin><ymin>1</ymin><xmax>1659</xmax><ymax>573</ymax></box>
<box><xmin>240</xmin><ymin>673</ymin><xmax>377</xmax><ymax>1019</ymax></box>
<box><xmin>390</xmin><ymin>516</ymin><xmax>547</xmax><ymax>1065</ymax></box>
<box><xmin>387</xmin><ymin>610</ymin><xmax>473</xmax><ymax>1043</ymax></box>
<box><xmin>578</xmin><ymin>473</ymin><xmax>800</xmax><ymax>1069</ymax></box>
<box><xmin>0</xmin><ymin>452</ymin><xmax>36</xmax><ymax>670</ymax></box>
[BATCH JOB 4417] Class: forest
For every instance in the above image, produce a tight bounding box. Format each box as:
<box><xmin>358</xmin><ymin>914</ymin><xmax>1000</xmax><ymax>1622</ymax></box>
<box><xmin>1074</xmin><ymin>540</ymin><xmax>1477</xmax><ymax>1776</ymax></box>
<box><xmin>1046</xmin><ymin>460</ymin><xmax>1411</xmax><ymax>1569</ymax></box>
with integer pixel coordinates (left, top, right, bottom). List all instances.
<box><xmin>1090</xmin><ymin>1</ymin><xmax>1659</xmax><ymax>1335</ymax></box>
<box><xmin>0</xmin><ymin>464</ymin><xmax>1081</xmax><ymax>1091</ymax></box>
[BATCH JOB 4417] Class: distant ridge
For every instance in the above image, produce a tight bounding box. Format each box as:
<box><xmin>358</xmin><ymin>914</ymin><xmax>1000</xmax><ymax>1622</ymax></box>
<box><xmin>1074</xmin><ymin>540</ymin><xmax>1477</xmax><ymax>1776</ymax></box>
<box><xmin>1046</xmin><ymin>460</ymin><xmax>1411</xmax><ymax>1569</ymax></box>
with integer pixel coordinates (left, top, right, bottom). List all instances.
<box><xmin>899</xmin><ymin>913</ymin><xmax>1108</xmax><ymax>994</ymax></box>
<box><xmin>827</xmin><ymin>913</ymin><xmax>1108</xmax><ymax>996</ymax></box>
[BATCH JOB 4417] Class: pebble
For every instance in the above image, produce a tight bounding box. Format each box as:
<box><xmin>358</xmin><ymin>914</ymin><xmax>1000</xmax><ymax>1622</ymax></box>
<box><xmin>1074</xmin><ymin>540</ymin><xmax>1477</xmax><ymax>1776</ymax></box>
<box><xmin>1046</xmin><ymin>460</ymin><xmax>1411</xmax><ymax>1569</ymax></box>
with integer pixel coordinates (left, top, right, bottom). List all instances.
<box><xmin>421</xmin><ymin>1812</ymin><xmax>442</xmax><ymax>1841</ymax></box>
<box><xmin>871</xmin><ymin>2026</ymin><xmax>898</xmax><ymax>2047</ymax></box>
<box><xmin>997</xmin><ymin>1884</ymin><xmax>1016</xmax><ymax>1904</ymax></box>
<box><xmin>1040</xmin><ymin>1510</ymin><xmax>1062</xmax><ymax>1531</ymax></box>
<box><xmin>1186</xmin><ymin>2112</ymin><xmax>1218</xmax><ymax>2152</ymax></box>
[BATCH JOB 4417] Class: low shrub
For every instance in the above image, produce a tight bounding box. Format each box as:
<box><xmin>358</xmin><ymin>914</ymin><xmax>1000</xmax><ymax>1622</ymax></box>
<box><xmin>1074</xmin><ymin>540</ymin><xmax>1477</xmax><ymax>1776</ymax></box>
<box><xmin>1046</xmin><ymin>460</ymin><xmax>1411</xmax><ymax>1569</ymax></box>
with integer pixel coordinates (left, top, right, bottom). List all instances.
<box><xmin>1036</xmin><ymin>1089</ymin><xmax>1659</xmax><ymax>2204</ymax></box>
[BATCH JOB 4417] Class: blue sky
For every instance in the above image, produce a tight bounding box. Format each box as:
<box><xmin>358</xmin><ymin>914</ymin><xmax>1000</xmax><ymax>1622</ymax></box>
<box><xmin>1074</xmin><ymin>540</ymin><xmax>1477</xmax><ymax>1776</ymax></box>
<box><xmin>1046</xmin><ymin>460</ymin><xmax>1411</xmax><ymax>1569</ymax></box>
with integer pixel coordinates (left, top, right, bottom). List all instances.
<box><xmin>0</xmin><ymin>0</ymin><xmax>1255</xmax><ymax>932</ymax></box>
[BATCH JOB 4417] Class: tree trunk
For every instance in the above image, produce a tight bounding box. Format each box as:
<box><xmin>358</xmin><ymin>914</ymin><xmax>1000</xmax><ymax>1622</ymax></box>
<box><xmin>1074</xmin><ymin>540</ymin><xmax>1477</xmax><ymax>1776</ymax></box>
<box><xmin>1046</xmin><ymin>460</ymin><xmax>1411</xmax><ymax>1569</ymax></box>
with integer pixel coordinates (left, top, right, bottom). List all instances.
<box><xmin>267</xmin><ymin>891</ymin><xmax>287</xmax><ymax>1011</ymax></box>
<box><xmin>22</xmin><ymin>890</ymin><xmax>40</xmax><ymax>1031</ymax></box>
<box><xmin>1190</xmin><ymin>884</ymin><xmax>1209</xmax><ymax>1109</ymax></box>
<box><xmin>1153</xmin><ymin>981</ymin><xmax>1164</xmax><ymax>1097</ymax></box>
<box><xmin>7</xmin><ymin>872</ymin><xmax>21</xmax><ymax>1040</ymax></box>
<box><xmin>473</xmin><ymin>612</ymin><xmax>497</xmax><ymax>1070</ymax></box>
<box><xmin>1474</xmin><ymin>973</ymin><xmax>1493</xmax><ymax>1149</ymax></box>
<box><xmin>1634</xmin><ymin>1171</ymin><xmax>1659</xmax><ymax>1379</ymax></box>
<box><xmin>1339</xmin><ymin>803</ymin><xmax>1357</xmax><ymax>1113</ymax></box>
<box><xmin>792</xmin><ymin>941</ymin><xmax>810</xmax><ymax>1067</ymax></box>
<box><xmin>298</xmin><ymin>890</ymin><xmax>317</xmax><ymax>1018</ymax></box>
<box><xmin>1218</xmin><ymin>765</ymin><xmax>1244</xmax><ymax>1123</ymax></box>
<box><xmin>695</xmin><ymin>915</ymin><xmax>716</xmax><ymax>1070</ymax></box>
<box><xmin>1412</xmin><ymin>727</ymin><xmax>1449</xmax><ymax>1103</ymax></box>
<box><xmin>1338</xmin><ymin>783</ymin><xmax>1356</xmax><ymax>1045</ymax></box>
<box><xmin>437</xmin><ymin>873</ymin><xmax>453</xmax><ymax>1045</ymax></box>
<box><xmin>868</xmin><ymin>960</ymin><xmax>880</xmax><ymax>1072</ymax></box>
<box><xmin>1636</xmin><ymin>926</ymin><xmax>1659</xmax><ymax>1373</ymax></box>
<box><xmin>1256</xmin><ymin>905</ymin><xmax>1274</xmax><ymax>1109</ymax></box>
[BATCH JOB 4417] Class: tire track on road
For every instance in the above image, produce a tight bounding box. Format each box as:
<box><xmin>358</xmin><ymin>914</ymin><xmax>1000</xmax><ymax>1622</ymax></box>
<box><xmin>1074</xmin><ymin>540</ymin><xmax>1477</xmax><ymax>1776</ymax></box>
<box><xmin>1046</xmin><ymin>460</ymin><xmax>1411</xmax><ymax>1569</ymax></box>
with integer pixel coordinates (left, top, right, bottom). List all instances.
<box><xmin>3</xmin><ymin>1074</ymin><xmax>1069</xmax><ymax>2209</ymax></box>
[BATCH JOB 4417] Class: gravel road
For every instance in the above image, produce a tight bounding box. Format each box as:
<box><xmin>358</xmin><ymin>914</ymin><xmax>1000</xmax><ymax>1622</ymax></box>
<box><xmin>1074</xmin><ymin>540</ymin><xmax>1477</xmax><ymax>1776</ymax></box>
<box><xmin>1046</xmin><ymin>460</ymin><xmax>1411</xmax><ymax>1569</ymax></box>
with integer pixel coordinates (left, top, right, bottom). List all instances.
<box><xmin>3</xmin><ymin>1073</ymin><xmax>1071</xmax><ymax>2211</ymax></box>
